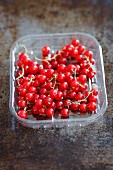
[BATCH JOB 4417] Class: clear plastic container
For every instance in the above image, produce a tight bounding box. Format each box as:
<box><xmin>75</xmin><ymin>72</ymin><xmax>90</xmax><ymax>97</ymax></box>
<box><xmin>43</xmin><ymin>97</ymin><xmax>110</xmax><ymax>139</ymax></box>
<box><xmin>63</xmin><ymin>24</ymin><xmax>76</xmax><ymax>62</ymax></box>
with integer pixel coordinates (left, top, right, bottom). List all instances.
<box><xmin>9</xmin><ymin>32</ymin><xmax>108</xmax><ymax>128</ymax></box>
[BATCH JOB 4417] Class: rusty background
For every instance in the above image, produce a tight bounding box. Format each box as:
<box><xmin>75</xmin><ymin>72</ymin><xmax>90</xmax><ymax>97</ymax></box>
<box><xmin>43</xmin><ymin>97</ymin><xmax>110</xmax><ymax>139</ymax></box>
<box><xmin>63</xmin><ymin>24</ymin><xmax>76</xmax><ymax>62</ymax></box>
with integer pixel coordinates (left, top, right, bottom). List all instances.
<box><xmin>0</xmin><ymin>0</ymin><xmax>113</xmax><ymax>169</ymax></box>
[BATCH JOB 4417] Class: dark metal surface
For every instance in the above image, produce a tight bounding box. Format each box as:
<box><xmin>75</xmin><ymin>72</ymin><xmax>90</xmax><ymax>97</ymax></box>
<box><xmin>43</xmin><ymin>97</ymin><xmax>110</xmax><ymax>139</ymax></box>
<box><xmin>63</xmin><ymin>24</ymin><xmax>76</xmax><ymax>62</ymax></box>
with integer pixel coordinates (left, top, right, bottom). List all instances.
<box><xmin>0</xmin><ymin>0</ymin><xmax>113</xmax><ymax>169</ymax></box>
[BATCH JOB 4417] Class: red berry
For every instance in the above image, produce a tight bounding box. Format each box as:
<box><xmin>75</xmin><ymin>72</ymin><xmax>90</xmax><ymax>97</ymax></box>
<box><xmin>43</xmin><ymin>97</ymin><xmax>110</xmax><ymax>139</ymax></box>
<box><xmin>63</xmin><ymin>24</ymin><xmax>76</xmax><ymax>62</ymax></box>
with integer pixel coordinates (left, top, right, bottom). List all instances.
<box><xmin>78</xmin><ymin>45</ymin><xmax>85</xmax><ymax>54</ymax></box>
<box><xmin>84</xmin><ymin>50</ymin><xmax>93</xmax><ymax>59</ymax></box>
<box><xmin>61</xmin><ymin>51</ymin><xmax>70</xmax><ymax>58</ymax></box>
<box><xmin>50</xmin><ymin>89</ymin><xmax>58</xmax><ymax>99</ymax></box>
<box><xmin>17</xmin><ymin>60</ymin><xmax>23</xmax><ymax>68</ymax></box>
<box><xmin>24</xmin><ymin>65</ymin><xmax>29</xmax><ymax>74</ymax></box>
<box><xmin>55</xmin><ymin>101</ymin><xmax>63</xmax><ymax>109</ymax></box>
<box><xmin>71</xmin><ymin>39</ymin><xmax>80</xmax><ymax>47</ymax></box>
<box><xmin>44</xmin><ymin>64</ymin><xmax>52</xmax><ymax>69</ymax></box>
<box><xmin>81</xmin><ymin>68</ymin><xmax>89</xmax><ymax>75</ymax></box>
<box><xmin>16</xmin><ymin>70</ymin><xmax>23</xmax><ymax>77</ymax></box>
<box><xmin>51</xmin><ymin>60</ymin><xmax>58</xmax><ymax>68</ymax></box>
<box><xmin>17</xmin><ymin>86</ymin><xmax>27</xmax><ymax>97</ymax></box>
<box><xmin>80</xmin><ymin>60</ymin><xmax>88</xmax><ymax>69</ymax></box>
<box><xmin>71</xmin><ymin>80</ymin><xmax>78</xmax><ymax>88</ymax></box>
<box><xmin>92</xmin><ymin>89</ymin><xmax>98</xmax><ymax>96</ymax></box>
<box><xmin>35</xmin><ymin>99</ymin><xmax>43</xmax><ymax>108</ymax></box>
<box><xmin>39</xmin><ymin>88</ymin><xmax>47</xmax><ymax>95</ymax></box>
<box><xmin>71</xmin><ymin>80</ymin><xmax>80</xmax><ymax>92</ymax></box>
<box><xmin>38</xmin><ymin>64</ymin><xmax>44</xmax><ymax>71</ymax></box>
<box><xmin>42</xmin><ymin>46</ymin><xmax>51</xmax><ymax>56</ymax></box>
<box><xmin>90</xmin><ymin>58</ymin><xmax>95</xmax><ymax>65</ymax></box>
<box><xmin>63</xmin><ymin>99</ymin><xmax>71</xmax><ymax>108</ymax></box>
<box><xmin>18</xmin><ymin>99</ymin><xmax>27</xmax><ymax>108</ymax></box>
<box><xmin>87</xmin><ymin>102</ymin><xmax>96</xmax><ymax>111</ymax></box>
<box><xmin>62</xmin><ymin>90</ymin><xmax>69</xmax><ymax>99</ymax></box>
<box><xmin>26</xmin><ymin>93</ymin><xmax>34</xmax><ymax>102</ymax></box>
<box><xmin>74</xmin><ymin>64</ymin><xmax>81</xmax><ymax>74</ymax></box>
<box><xmin>89</xmin><ymin>95</ymin><xmax>98</xmax><ymax>102</ymax></box>
<box><xmin>76</xmin><ymin>92</ymin><xmax>84</xmax><ymax>101</ymax></box>
<box><xmin>32</xmin><ymin>80</ymin><xmax>40</xmax><ymax>87</ymax></box>
<box><xmin>76</xmin><ymin>54</ymin><xmax>83</xmax><ymax>62</ymax></box>
<box><xmin>23</xmin><ymin>76</ymin><xmax>29</xmax><ymax>82</ymax></box>
<box><xmin>71</xmin><ymin>49</ymin><xmax>78</xmax><ymax>57</ymax></box>
<box><xmin>33</xmin><ymin>94</ymin><xmax>39</xmax><ymax>102</ymax></box>
<box><xmin>23</xmin><ymin>81</ymin><xmax>31</xmax><ymax>89</ymax></box>
<box><xmin>57</xmin><ymin>57</ymin><xmax>67</xmax><ymax>64</ymax></box>
<box><xmin>59</xmin><ymin>82</ymin><xmax>68</xmax><ymax>91</ymax></box>
<box><xmin>46</xmin><ymin>68</ymin><xmax>54</xmax><ymax>78</ymax></box>
<box><xmin>44</xmin><ymin>97</ymin><xmax>53</xmax><ymax>107</ymax></box>
<box><xmin>45</xmin><ymin>82</ymin><xmax>53</xmax><ymax>90</ymax></box>
<box><xmin>17</xmin><ymin>78</ymin><xmax>24</xmax><ymax>85</ymax></box>
<box><xmin>79</xmin><ymin>83</ymin><xmax>88</xmax><ymax>91</ymax></box>
<box><xmin>28</xmin><ymin>86</ymin><xmax>37</xmax><ymax>94</ymax></box>
<box><xmin>32</xmin><ymin>106</ymin><xmax>39</xmax><ymax>114</ymax></box>
<box><xmin>39</xmin><ymin>69</ymin><xmax>47</xmax><ymax>75</ymax></box>
<box><xmin>51</xmin><ymin>102</ymin><xmax>56</xmax><ymax>108</ymax></box>
<box><xmin>57</xmin><ymin>73</ymin><xmax>65</xmax><ymax>83</ymax></box>
<box><xmin>19</xmin><ymin>53</ymin><xmax>28</xmax><ymax>61</ymax></box>
<box><xmin>28</xmin><ymin>74</ymin><xmax>35</xmax><ymax>80</ymax></box>
<box><xmin>38</xmin><ymin>75</ymin><xmax>46</xmax><ymax>83</ymax></box>
<box><xmin>65</xmin><ymin>72</ymin><xmax>71</xmax><ymax>79</ymax></box>
<box><xmin>39</xmin><ymin>94</ymin><xmax>46</xmax><ymax>100</ymax></box>
<box><xmin>84</xmin><ymin>90</ymin><xmax>90</xmax><ymax>97</ymax></box>
<box><xmin>61</xmin><ymin>108</ymin><xmax>69</xmax><ymax>117</ymax></box>
<box><xmin>71</xmin><ymin>102</ymin><xmax>79</xmax><ymax>111</ymax></box>
<box><xmin>65</xmin><ymin>72</ymin><xmax>73</xmax><ymax>83</ymax></box>
<box><xmin>78</xmin><ymin>74</ymin><xmax>87</xmax><ymax>84</ymax></box>
<box><xmin>29</xmin><ymin>61</ymin><xmax>39</xmax><ymax>74</ymax></box>
<box><xmin>57</xmin><ymin>64</ymin><xmax>66</xmax><ymax>73</ymax></box>
<box><xmin>46</xmin><ymin>108</ymin><xmax>54</xmax><ymax>117</ymax></box>
<box><xmin>17</xmin><ymin>96</ymin><xmax>25</xmax><ymax>101</ymax></box>
<box><xmin>69</xmin><ymin>91</ymin><xmax>76</xmax><ymax>99</ymax></box>
<box><xmin>38</xmin><ymin>108</ymin><xmax>46</xmax><ymax>115</ymax></box>
<box><xmin>66</xmin><ymin>64</ymin><xmax>75</xmax><ymax>73</ymax></box>
<box><xmin>17</xmin><ymin>110</ymin><xmax>28</xmax><ymax>119</ymax></box>
<box><xmin>87</xmin><ymin>71</ymin><xmax>95</xmax><ymax>78</ymax></box>
<box><xmin>56</xmin><ymin>91</ymin><xmax>63</xmax><ymax>101</ymax></box>
<box><xmin>79</xmin><ymin>103</ymin><xmax>87</xmax><ymax>112</ymax></box>
<box><xmin>65</xmin><ymin>44</ymin><xmax>74</xmax><ymax>54</ymax></box>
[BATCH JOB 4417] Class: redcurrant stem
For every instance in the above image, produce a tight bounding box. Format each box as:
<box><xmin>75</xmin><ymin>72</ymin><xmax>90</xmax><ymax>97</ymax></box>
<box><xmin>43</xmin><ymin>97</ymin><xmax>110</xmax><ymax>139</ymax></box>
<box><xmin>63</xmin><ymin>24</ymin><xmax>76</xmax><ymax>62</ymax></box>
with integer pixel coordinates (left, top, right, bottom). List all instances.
<box><xmin>26</xmin><ymin>109</ymin><xmax>31</xmax><ymax>112</ymax></box>
<box><xmin>52</xmin><ymin>75</ymin><xmax>57</xmax><ymax>89</ymax></box>
<box><xmin>51</xmin><ymin>50</ymin><xmax>62</xmax><ymax>60</ymax></box>
<box><xmin>35</xmin><ymin>57</ymin><xmax>50</xmax><ymax>64</ymax></box>
<box><xmin>49</xmin><ymin>77</ymin><xmax>54</xmax><ymax>82</ymax></box>
<box><xmin>17</xmin><ymin>80</ymin><xmax>20</xmax><ymax>86</ymax></box>
<box><xmin>84</xmin><ymin>55</ymin><xmax>93</xmax><ymax>69</ymax></box>
<box><xmin>73</xmin><ymin>70</ymin><xmax>76</xmax><ymax>78</ymax></box>
<box><xmin>52</xmin><ymin>81</ymin><xmax>56</xmax><ymax>89</ymax></box>
<box><xmin>29</xmin><ymin>78</ymin><xmax>34</xmax><ymax>82</ymax></box>
<box><xmin>77</xmin><ymin>89</ymin><xmax>94</xmax><ymax>103</ymax></box>
<box><xmin>20</xmin><ymin>44</ymin><xmax>28</xmax><ymax>54</ymax></box>
<box><xmin>24</xmin><ymin>107</ymin><xmax>27</xmax><ymax>111</ymax></box>
<box><xmin>43</xmin><ymin>105</ymin><xmax>46</xmax><ymax>109</ymax></box>
<box><xmin>68</xmin><ymin>105</ymin><xmax>70</xmax><ymax>109</ymax></box>
<box><xmin>78</xmin><ymin>83</ymin><xmax>85</xmax><ymax>88</ymax></box>
<box><xmin>16</xmin><ymin>65</ymin><xmax>24</xmax><ymax>80</ymax></box>
<box><xmin>51</xmin><ymin>55</ymin><xmax>57</xmax><ymax>60</ymax></box>
<box><xmin>50</xmin><ymin>73</ymin><xmax>58</xmax><ymax>82</ymax></box>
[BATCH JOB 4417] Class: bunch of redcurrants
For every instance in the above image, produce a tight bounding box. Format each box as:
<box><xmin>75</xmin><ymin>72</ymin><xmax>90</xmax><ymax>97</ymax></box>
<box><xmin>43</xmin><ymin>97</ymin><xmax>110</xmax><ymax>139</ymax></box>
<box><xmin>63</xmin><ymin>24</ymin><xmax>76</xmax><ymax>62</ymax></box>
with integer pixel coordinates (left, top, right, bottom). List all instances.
<box><xmin>16</xmin><ymin>38</ymin><xmax>98</xmax><ymax>120</ymax></box>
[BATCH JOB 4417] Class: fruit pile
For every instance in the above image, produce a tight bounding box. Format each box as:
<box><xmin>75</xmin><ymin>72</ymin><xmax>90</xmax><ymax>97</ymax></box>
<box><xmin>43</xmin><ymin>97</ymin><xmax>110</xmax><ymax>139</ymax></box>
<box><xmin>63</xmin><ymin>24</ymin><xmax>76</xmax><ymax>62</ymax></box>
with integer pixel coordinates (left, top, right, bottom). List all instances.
<box><xmin>16</xmin><ymin>38</ymin><xmax>98</xmax><ymax>120</ymax></box>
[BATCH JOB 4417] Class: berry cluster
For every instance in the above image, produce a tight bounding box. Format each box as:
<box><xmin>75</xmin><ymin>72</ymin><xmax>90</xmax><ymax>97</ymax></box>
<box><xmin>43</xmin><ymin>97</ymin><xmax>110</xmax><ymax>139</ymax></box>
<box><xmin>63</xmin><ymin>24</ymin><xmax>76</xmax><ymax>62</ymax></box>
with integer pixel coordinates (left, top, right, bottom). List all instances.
<box><xmin>16</xmin><ymin>38</ymin><xmax>98</xmax><ymax>120</ymax></box>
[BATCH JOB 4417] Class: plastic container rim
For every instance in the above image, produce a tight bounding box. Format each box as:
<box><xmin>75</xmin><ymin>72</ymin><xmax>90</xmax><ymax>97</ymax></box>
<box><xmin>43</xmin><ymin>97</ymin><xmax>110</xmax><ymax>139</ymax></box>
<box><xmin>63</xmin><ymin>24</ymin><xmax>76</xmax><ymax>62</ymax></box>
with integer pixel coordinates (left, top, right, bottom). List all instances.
<box><xmin>9</xmin><ymin>32</ymin><xmax>108</xmax><ymax>126</ymax></box>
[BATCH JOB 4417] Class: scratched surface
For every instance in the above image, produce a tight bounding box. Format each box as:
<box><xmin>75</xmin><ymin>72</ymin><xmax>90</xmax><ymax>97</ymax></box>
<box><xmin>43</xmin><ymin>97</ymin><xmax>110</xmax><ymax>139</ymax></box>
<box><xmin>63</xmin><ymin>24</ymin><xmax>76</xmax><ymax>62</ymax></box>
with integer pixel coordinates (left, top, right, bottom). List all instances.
<box><xmin>0</xmin><ymin>0</ymin><xmax>113</xmax><ymax>169</ymax></box>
